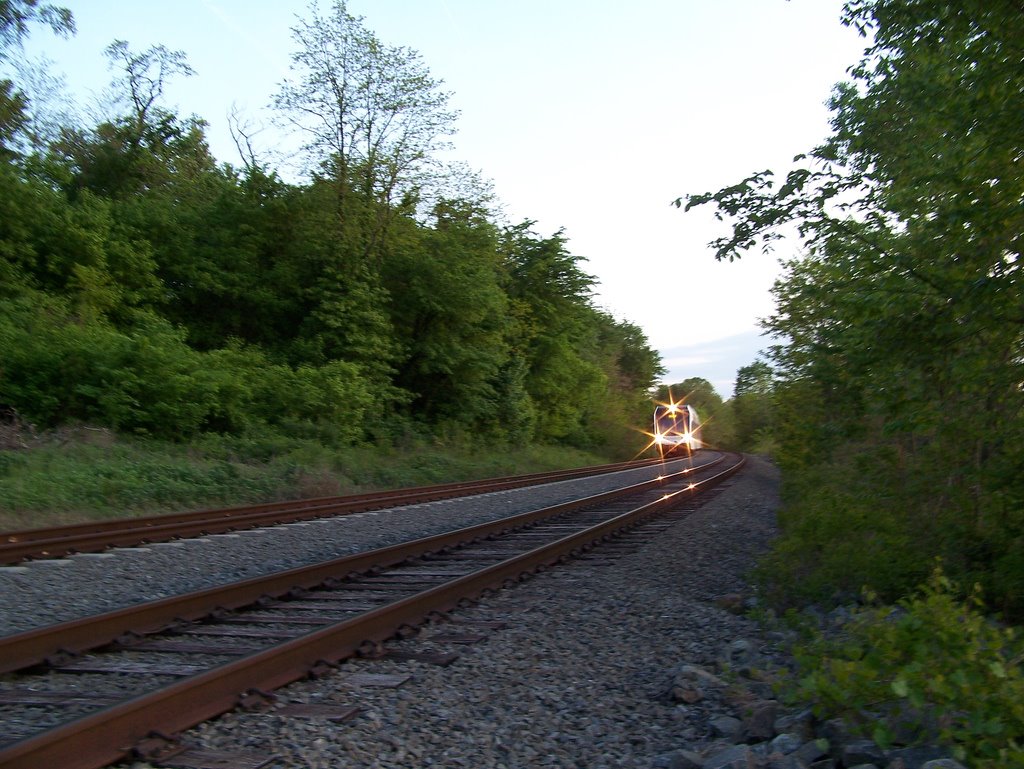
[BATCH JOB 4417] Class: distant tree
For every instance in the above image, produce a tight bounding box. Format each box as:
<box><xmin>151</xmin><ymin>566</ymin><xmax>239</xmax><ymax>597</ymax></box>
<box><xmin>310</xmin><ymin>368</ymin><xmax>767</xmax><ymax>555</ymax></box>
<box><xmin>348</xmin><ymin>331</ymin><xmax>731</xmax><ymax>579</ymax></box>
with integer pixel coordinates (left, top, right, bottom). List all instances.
<box><xmin>0</xmin><ymin>79</ymin><xmax>26</xmax><ymax>157</ymax></box>
<box><xmin>654</xmin><ymin>377</ymin><xmax>721</xmax><ymax>413</ymax></box>
<box><xmin>732</xmin><ymin>360</ymin><xmax>774</xmax><ymax>450</ymax></box>
<box><xmin>500</xmin><ymin>223</ymin><xmax>606</xmax><ymax>444</ymax></box>
<box><xmin>579</xmin><ymin>313</ymin><xmax>664</xmax><ymax>455</ymax></box>
<box><xmin>57</xmin><ymin>41</ymin><xmax>209</xmax><ymax>200</ymax></box>
<box><xmin>382</xmin><ymin>196</ymin><xmax>509</xmax><ymax>432</ymax></box>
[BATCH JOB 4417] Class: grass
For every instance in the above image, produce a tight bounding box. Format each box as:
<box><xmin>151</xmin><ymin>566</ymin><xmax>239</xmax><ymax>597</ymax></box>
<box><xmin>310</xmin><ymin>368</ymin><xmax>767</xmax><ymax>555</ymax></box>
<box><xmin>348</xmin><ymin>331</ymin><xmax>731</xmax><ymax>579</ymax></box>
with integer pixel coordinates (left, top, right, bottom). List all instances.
<box><xmin>0</xmin><ymin>424</ymin><xmax>621</xmax><ymax>532</ymax></box>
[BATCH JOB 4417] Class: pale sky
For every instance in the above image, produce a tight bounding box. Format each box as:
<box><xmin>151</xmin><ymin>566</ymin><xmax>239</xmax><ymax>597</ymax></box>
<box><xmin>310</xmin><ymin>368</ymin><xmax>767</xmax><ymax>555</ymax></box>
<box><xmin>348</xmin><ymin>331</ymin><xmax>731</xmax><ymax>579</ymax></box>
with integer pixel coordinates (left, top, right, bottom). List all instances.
<box><xmin>20</xmin><ymin>0</ymin><xmax>867</xmax><ymax>396</ymax></box>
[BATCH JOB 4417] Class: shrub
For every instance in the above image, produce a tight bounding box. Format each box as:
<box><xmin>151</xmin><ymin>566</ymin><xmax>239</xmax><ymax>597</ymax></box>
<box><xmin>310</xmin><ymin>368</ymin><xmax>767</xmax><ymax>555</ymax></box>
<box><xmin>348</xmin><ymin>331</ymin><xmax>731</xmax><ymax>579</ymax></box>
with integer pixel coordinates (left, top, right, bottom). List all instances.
<box><xmin>788</xmin><ymin>567</ymin><xmax>1024</xmax><ymax>768</ymax></box>
<box><xmin>0</xmin><ymin>296</ymin><xmax>377</xmax><ymax>443</ymax></box>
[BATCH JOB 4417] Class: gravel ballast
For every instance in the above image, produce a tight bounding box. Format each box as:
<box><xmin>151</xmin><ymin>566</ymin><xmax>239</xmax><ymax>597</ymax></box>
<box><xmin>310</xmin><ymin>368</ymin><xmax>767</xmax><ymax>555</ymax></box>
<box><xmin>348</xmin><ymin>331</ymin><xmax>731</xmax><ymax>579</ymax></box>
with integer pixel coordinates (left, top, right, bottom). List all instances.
<box><xmin>0</xmin><ymin>456</ymin><xmax>703</xmax><ymax>636</ymax></box>
<box><xmin>106</xmin><ymin>454</ymin><xmax>784</xmax><ymax>769</ymax></box>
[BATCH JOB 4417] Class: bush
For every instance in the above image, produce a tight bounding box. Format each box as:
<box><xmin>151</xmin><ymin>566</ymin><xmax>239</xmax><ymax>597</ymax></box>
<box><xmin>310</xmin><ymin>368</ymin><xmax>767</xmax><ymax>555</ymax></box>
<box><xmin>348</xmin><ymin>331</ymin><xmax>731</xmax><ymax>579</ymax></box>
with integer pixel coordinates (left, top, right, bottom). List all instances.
<box><xmin>753</xmin><ymin>451</ymin><xmax>931</xmax><ymax>608</ymax></box>
<box><xmin>0</xmin><ymin>296</ymin><xmax>376</xmax><ymax>442</ymax></box>
<box><xmin>788</xmin><ymin>567</ymin><xmax>1024</xmax><ymax>768</ymax></box>
<box><xmin>0</xmin><ymin>297</ymin><xmax>217</xmax><ymax>437</ymax></box>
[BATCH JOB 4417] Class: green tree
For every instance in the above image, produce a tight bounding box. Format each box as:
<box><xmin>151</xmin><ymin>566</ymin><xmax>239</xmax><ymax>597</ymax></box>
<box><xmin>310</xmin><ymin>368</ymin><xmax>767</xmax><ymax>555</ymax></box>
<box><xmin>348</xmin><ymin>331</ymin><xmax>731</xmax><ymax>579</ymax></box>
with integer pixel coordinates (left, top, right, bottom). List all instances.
<box><xmin>273</xmin><ymin>0</ymin><xmax>457</xmax><ymax>262</ymax></box>
<box><xmin>680</xmin><ymin>0</ymin><xmax>1024</xmax><ymax>614</ymax></box>
<box><xmin>57</xmin><ymin>40</ymin><xmax>210</xmax><ymax>200</ymax></box>
<box><xmin>580</xmin><ymin>313</ymin><xmax>663</xmax><ymax>455</ymax></box>
<box><xmin>0</xmin><ymin>0</ymin><xmax>73</xmax><ymax>157</ymax></box>
<box><xmin>383</xmin><ymin>198</ymin><xmax>510</xmax><ymax>434</ymax></box>
<box><xmin>0</xmin><ymin>0</ymin><xmax>72</xmax><ymax>52</ymax></box>
<box><xmin>732</xmin><ymin>360</ymin><xmax>774</xmax><ymax>451</ymax></box>
<box><xmin>501</xmin><ymin>223</ymin><xmax>606</xmax><ymax>444</ymax></box>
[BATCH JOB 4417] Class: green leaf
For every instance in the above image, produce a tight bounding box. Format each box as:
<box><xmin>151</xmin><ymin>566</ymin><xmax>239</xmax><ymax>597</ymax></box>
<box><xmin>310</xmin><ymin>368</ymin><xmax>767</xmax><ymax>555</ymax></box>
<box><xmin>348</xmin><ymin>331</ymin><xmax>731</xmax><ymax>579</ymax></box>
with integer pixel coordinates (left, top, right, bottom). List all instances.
<box><xmin>891</xmin><ymin>676</ymin><xmax>909</xmax><ymax>698</ymax></box>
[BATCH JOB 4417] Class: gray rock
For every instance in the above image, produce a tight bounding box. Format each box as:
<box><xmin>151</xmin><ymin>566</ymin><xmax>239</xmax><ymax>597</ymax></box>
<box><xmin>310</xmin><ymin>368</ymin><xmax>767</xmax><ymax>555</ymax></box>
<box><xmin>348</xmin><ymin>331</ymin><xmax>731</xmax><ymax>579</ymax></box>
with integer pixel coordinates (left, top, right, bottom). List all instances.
<box><xmin>820</xmin><ymin>719</ymin><xmax>849</xmax><ymax>752</ymax></box>
<box><xmin>665</xmin><ymin>663</ymin><xmax>727</xmax><ymax>704</ymax></box>
<box><xmin>842</xmin><ymin>740</ymin><xmax>886</xmax><ymax>767</ymax></box>
<box><xmin>766</xmin><ymin>752</ymin><xmax>807</xmax><ymax>769</ymax></box>
<box><xmin>714</xmin><ymin>593</ymin><xmax>745</xmax><ymax>614</ymax></box>
<box><xmin>885</xmin><ymin>746</ymin><xmax>951</xmax><ymax>769</ymax></box>
<box><xmin>774</xmin><ymin>708</ymin><xmax>815</xmax><ymax>741</ymax></box>
<box><xmin>847</xmin><ymin>764</ymin><xmax>880</xmax><ymax>769</ymax></box>
<box><xmin>769</xmin><ymin>733</ymin><xmax>802</xmax><ymax>755</ymax></box>
<box><xmin>709</xmin><ymin>715</ymin><xmax>744</xmax><ymax>741</ymax></box>
<box><xmin>742</xmin><ymin>700</ymin><xmax>778</xmax><ymax>741</ymax></box>
<box><xmin>770</xmin><ymin>753</ymin><xmax>806</xmax><ymax>769</ymax></box>
<box><xmin>794</xmin><ymin>739</ymin><xmax>829</xmax><ymax>765</ymax></box>
<box><xmin>724</xmin><ymin>638</ymin><xmax>756</xmax><ymax>665</ymax></box>
<box><xmin>653</xmin><ymin>748</ymin><xmax>703</xmax><ymax>769</ymax></box>
<box><xmin>703</xmin><ymin>744</ymin><xmax>758</xmax><ymax>769</ymax></box>
<box><xmin>920</xmin><ymin>761</ymin><xmax>967</xmax><ymax>769</ymax></box>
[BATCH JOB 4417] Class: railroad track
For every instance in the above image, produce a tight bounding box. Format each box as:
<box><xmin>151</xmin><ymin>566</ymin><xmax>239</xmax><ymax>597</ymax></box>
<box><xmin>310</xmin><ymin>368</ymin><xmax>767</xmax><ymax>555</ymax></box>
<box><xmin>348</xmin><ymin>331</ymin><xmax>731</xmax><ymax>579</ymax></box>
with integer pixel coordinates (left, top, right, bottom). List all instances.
<box><xmin>0</xmin><ymin>458</ymin><xmax>663</xmax><ymax>564</ymax></box>
<box><xmin>0</xmin><ymin>451</ymin><xmax>744</xmax><ymax>769</ymax></box>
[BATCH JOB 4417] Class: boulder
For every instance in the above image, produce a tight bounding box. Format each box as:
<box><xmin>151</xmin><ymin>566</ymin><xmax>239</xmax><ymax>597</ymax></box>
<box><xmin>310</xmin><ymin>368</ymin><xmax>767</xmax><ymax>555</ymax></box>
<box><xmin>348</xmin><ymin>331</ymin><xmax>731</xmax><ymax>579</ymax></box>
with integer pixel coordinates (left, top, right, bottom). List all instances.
<box><xmin>742</xmin><ymin>700</ymin><xmax>779</xmax><ymax>741</ymax></box>
<box><xmin>794</xmin><ymin>739</ymin><xmax>829</xmax><ymax>765</ymax></box>
<box><xmin>769</xmin><ymin>733</ymin><xmax>802</xmax><ymax>755</ymax></box>
<box><xmin>841</xmin><ymin>740</ymin><xmax>886</xmax><ymax>767</ymax></box>
<box><xmin>652</xmin><ymin>748</ymin><xmax>704</xmax><ymax>769</ymax></box>
<box><xmin>703</xmin><ymin>744</ymin><xmax>759</xmax><ymax>769</ymax></box>
<box><xmin>709</xmin><ymin>715</ymin><xmax>744</xmax><ymax>742</ymax></box>
<box><xmin>885</xmin><ymin>746</ymin><xmax>951</xmax><ymax>769</ymax></box>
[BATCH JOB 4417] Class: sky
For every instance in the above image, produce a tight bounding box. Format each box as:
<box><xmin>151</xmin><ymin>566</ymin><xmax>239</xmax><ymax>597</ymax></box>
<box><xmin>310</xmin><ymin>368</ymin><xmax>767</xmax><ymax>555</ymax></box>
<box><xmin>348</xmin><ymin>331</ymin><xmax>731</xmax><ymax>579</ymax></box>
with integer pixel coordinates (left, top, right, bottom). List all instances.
<box><xmin>20</xmin><ymin>0</ymin><xmax>868</xmax><ymax>396</ymax></box>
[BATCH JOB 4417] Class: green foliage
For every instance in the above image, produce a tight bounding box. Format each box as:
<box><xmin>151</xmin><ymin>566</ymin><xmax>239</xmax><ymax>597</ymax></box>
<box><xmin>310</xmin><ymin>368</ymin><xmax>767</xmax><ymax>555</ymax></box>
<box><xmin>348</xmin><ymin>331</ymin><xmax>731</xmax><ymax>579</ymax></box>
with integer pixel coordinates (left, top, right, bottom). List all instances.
<box><xmin>499</xmin><ymin>222</ymin><xmax>659</xmax><ymax>450</ymax></box>
<box><xmin>681</xmin><ymin>2</ymin><xmax>1024</xmax><ymax>617</ymax></box>
<box><xmin>789</xmin><ymin>568</ymin><xmax>1024</xmax><ymax>768</ymax></box>
<box><xmin>731</xmin><ymin>361</ymin><xmax>774</xmax><ymax>451</ymax></box>
<box><xmin>0</xmin><ymin>438</ymin><xmax>295</xmax><ymax>520</ymax></box>
<box><xmin>654</xmin><ymin>377</ymin><xmax>722</xmax><ymax>416</ymax></box>
<box><xmin>0</xmin><ymin>295</ymin><xmax>213</xmax><ymax>436</ymax></box>
<box><xmin>754</xmin><ymin>447</ymin><xmax>930</xmax><ymax>607</ymax></box>
<box><xmin>0</xmin><ymin>295</ymin><xmax>374</xmax><ymax>441</ymax></box>
<box><xmin>0</xmin><ymin>0</ymin><xmax>74</xmax><ymax>56</ymax></box>
<box><xmin>382</xmin><ymin>201</ymin><xmax>510</xmax><ymax>432</ymax></box>
<box><xmin>0</xmin><ymin>0</ymin><xmax>661</xmax><ymax>466</ymax></box>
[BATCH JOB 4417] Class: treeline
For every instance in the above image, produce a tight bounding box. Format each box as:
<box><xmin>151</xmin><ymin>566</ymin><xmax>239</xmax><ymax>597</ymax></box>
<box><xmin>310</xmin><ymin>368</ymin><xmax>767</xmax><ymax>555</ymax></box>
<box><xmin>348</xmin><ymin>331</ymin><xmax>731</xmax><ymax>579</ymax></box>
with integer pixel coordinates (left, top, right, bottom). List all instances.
<box><xmin>684</xmin><ymin>0</ymin><xmax>1024</xmax><ymax>619</ymax></box>
<box><xmin>0</xmin><ymin>1</ymin><xmax>662</xmax><ymax>452</ymax></box>
<box><xmin>681</xmin><ymin>3</ymin><xmax>1024</xmax><ymax>759</ymax></box>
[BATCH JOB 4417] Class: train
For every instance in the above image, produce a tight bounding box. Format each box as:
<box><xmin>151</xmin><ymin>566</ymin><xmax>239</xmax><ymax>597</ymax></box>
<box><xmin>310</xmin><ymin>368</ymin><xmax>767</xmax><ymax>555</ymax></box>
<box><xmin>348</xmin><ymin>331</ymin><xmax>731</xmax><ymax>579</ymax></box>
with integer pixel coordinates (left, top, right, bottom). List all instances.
<box><xmin>652</xmin><ymin>401</ymin><xmax>701</xmax><ymax>457</ymax></box>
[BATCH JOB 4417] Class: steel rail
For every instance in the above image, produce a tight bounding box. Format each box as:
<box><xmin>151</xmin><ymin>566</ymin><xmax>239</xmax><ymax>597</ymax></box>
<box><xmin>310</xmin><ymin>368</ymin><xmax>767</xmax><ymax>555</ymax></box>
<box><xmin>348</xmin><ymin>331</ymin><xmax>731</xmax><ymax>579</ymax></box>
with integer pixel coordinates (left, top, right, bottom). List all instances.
<box><xmin>0</xmin><ymin>457</ymin><xmax>665</xmax><ymax>564</ymax></box>
<box><xmin>0</xmin><ymin>452</ymin><xmax>745</xmax><ymax>769</ymax></box>
<box><xmin>0</xmin><ymin>453</ymin><xmax>725</xmax><ymax>674</ymax></box>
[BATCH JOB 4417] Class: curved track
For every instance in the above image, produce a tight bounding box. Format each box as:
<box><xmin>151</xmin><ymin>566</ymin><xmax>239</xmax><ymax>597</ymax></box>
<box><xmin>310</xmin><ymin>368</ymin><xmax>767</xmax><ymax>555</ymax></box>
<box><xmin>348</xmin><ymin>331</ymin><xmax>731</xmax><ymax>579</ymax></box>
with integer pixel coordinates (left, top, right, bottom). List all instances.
<box><xmin>0</xmin><ymin>451</ymin><xmax>744</xmax><ymax>769</ymax></box>
<box><xmin>0</xmin><ymin>458</ymin><xmax>662</xmax><ymax>564</ymax></box>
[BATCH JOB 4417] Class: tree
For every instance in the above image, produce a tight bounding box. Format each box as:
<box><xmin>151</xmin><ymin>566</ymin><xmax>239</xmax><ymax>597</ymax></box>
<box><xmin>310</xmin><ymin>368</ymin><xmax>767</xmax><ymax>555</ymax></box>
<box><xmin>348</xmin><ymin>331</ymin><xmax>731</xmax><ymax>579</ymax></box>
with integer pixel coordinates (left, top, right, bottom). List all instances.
<box><xmin>0</xmin><ymin>0</ymin><xmax>72</xmax><ymax>57</ymax></box>
<box><xmin>500</xmin><ymin>223</ymin><xmax>606</xmax><ymax>444</ymax></box>
<box><xmin>680</xmin><ymin>0</ymin><xmax>1024</xmax><ymax>615</ymax></box>
<box><xmin>273</xmin><ymin>0</ymin><xmax>457</xmax><ymax>261</ymax></box>
<box><xmin>732</xmin><ymin>360</ymin><xmax>774</xmax><ymax>450</ymax></box>
<box><xmin>0</xmin><ymin>0</ymin><xmax>73</xmax><ymax>157</ymax></box>
<box><xmin>57</xmin><ymin>41</ymin><xmax>209</xmax><ymax>200</ymax></box>
<box><xmin>382</xmin><ymin>197</ymin><xmax>510</xmax><ymax>432</ymax></box>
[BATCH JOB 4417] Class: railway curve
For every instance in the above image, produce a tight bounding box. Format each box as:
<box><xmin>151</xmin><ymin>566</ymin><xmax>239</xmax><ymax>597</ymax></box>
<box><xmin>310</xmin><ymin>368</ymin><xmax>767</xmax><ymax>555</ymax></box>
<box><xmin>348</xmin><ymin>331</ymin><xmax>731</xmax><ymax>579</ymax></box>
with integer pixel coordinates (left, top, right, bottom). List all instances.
<box><xmin>0</xmin><ymin>451</ymin><xmax>744</xmax><ymax>769</ymax></box>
